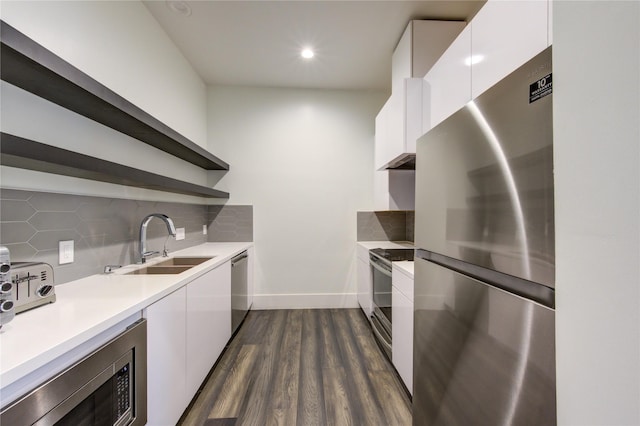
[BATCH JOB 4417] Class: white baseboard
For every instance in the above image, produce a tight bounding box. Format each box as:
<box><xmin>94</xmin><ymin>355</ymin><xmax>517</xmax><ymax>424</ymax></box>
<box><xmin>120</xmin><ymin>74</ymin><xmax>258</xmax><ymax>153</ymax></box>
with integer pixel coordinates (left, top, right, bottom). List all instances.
<box><xmin>252</xmin><ymin>293</ymin><xmax>358</xmax><ymax>310</ymax></box>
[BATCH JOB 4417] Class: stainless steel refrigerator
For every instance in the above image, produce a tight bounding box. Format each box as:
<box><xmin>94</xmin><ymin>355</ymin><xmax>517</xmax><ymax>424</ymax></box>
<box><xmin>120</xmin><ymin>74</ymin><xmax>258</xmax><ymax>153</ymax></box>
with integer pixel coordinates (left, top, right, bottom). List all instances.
<box><xmin>413</xmin><ymin>46</ymin><xmax>556</xmax><ymax>425</ymax></box>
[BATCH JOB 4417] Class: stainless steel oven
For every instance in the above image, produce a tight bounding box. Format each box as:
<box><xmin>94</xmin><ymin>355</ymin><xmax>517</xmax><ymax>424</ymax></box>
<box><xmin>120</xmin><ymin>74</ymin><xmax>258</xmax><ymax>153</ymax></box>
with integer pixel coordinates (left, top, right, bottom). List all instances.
<box><xmin>370</xmin><ymin>252</ymin><xmax>393</xmax><ymax>359</ymax></box>
<box><xmin>369</xmin><ymin>248</ymin><xmax>414</xmax><ymax>360</ymax></box>
<box><xmin>1</xmin><ymin>319</ymin><xmax>147</xmax><ymax>426</ymax></box>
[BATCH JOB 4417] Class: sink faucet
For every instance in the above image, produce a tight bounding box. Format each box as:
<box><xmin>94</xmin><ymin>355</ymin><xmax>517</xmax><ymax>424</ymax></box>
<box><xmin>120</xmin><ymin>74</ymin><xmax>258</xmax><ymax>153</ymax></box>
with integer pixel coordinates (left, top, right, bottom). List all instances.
<box><xmin>139</xmin><ymin>213</ymin><xmax>177</xmax><ymax>263</ymax></box>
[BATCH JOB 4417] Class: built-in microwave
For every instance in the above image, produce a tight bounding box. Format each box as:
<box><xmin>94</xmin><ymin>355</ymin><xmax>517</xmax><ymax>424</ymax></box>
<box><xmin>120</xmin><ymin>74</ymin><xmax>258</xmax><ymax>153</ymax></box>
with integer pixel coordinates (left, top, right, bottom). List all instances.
<box><xmin>0</xmin><ymin>319</ymin><xmax>147</xmax><ymax>426</ymax></box>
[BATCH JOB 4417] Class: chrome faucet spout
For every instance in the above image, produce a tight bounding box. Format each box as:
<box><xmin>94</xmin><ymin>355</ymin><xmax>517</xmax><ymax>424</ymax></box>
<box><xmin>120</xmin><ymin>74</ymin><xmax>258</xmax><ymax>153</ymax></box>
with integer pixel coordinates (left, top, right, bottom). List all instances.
<box><xmin>139</xmin><ymin>213</ymin><xmax>176</xmax><ymax>264</ymax></box>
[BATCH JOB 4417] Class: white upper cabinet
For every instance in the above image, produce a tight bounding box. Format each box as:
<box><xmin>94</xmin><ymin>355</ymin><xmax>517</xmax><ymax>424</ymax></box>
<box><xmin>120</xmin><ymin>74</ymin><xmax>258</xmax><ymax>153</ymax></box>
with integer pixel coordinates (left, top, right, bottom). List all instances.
<box><xmin>471</xmin><ymin>0</ymin><xmax>549</xmax><ymax>99</ymax></box>
<box><xmin>374</xmin><ymin>78</ymin><xmax>429</xmax><ymax>171</ymax></box>
<box><xmin>392</xmin><ymin>20</ymin><xmax>467</xmax><ymax>95</ymax></box>
<box><xmin>424</xmin><ymin>25</ymin><xmax>472</xmax><ymax>130</ymax></box>
<box><xmin>375</xmin><ymin>20</ymin><xmax>467</xmax><ymax>172</ymax></box>
<box><xmin>548</xmin><ymin>0</ymin><xmax>554</xmax><ymax>45</ymax></box>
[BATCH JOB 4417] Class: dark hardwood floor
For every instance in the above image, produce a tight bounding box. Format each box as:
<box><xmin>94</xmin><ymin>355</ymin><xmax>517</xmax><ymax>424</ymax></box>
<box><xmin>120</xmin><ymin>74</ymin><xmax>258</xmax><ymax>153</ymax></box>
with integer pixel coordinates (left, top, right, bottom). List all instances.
<box><xmin>179</xmin><ymin>309</ymin><xmax>412</xmax><ymax>426</ymax></box>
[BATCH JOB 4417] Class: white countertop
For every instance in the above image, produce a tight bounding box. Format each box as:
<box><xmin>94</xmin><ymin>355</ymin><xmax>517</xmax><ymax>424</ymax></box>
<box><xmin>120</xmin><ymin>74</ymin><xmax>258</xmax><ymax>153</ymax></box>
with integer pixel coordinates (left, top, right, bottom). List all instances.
<box><xmin>356</xmin><ymin>240</ymin><xmax>414</xmax><ymax>250</ymax></box>
<box><xmin>0</xmin><ymin>242</ymin><xmax>252</xmax><ymax>396</ymax></box>
<box><xmin>356</xmin><ymin>241</ymin><xmax>415</xmax><ymax>278</ymax></box>
<box><xmin>393</xmin><ymin>260</ymin><xmax>414</xmax><ymax>279</ymax></box>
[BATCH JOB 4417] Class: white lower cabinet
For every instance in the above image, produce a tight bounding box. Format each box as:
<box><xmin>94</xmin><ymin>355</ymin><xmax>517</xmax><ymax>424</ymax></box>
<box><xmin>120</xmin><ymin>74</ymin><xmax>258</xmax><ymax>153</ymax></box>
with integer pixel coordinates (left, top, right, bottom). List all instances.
<box><xmin>357</xmin><ymin>257</ymin><xmax>371</xmax><ymax>318</ymax></box>
<box><xmin>145</xmin><ymin>287</ymin><xmax>188</xmax><ymax>426</ymax></box>
<box><xmin>145</xmin><ymin>261</ymin><xmax>233</xmax><ymax>425</ymax></box>
<box><xmin>392</xmin><ymin>266</ymin><xmax>414</xmax><ymax>395</ymax></box>
<box><xmin>186</xmin><ymin>262</ymin><xmax>231</xmax><ymax>397</ymax></box>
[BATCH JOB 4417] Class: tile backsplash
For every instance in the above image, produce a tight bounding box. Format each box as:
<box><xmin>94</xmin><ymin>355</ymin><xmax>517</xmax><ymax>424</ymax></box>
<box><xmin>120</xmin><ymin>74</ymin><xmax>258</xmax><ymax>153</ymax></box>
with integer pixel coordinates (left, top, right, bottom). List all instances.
<box><xmin>357</xmin><ymin>211</ymin><xmax>414</xmax><ymax>242</ymax></box>
<box><xmin>207</xmin><ymin>205</ymin><xmax>253</xmax><ymax>242</ymax></box>
<box><xmin>0</xmin><ymin>189</ymin><xmax>252</xmax><ymax>284</ymax></box>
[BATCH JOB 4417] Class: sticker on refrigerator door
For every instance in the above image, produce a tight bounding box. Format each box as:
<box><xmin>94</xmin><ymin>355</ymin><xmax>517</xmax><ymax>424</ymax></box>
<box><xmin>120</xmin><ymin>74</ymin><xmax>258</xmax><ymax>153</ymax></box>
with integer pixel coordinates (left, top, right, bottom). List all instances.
<box><xmin>529</xmin><ymin>73</ymin><xmax>552</xmax><ymax>103</ymax></box>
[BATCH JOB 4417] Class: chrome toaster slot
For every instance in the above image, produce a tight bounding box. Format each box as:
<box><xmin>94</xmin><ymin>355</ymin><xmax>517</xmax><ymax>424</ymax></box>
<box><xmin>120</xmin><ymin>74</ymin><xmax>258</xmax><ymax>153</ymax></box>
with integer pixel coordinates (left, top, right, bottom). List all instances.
<box><xmin>10</xmin><ymin>262</ymin><xmax>56</xmax><ymax>314</ymax></box>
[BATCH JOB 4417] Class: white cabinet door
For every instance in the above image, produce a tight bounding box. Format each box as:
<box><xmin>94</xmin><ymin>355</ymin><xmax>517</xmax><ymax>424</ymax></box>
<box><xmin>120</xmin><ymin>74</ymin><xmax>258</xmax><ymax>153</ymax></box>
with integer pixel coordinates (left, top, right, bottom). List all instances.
<box><xmin>145</xmin><ymin>287</ymin><xmax>188</xmax><ymax>426</ymax></box>
<box><xmin>392</xmin><ymin>286</ymin><xmax>413</xmax><ymax>395</ymax></box>
<box><xmin>547</xmin><ymin>0</ymin><xmax>553</xmax><ymax>46</ymax></box>
<box><xmin>392</xmin><ymin>20</ymin><xmax>467</xmax><ymax>96</ymax></box>
<box><xmin>357</xmin><ymin>257</ymin><xmax>371</xmax><ymax>317</ymax></box>
<box><xmin>185</xmin><ymin>262</ymin><xmax>231</xmax><ymax>398</ymax></box>
<box><xmin>247</xmin><ymin>246</ymin><xmax>254</xmax><ymax>309</ymax></box>
<box><xmin>391</xmin><ymin>21</ymin><xmax>413</xmax><ymax>96</ymax></box>
<box><xmin>392</xmin><ymin>265</ymin><xmax>414</xmax><ymax>395</ymax></box>
<box><xmin>471</xmin><ymin>0</ymin><xmax>549</xmax><ymax>98</ymax></box>
<box><xmin>374</xmin><ymin>97</ymin><xmax>393</xmax><ymax>171</ymax></box>
<box><xmin>374</xmin><ymin>78</ymin><xmax>428</xmax><ymax>171</ymax></box>
<box><xmin>424</xmin><ymin>25</ymin><xmax>472</xmax><ymax>130</ymax></box>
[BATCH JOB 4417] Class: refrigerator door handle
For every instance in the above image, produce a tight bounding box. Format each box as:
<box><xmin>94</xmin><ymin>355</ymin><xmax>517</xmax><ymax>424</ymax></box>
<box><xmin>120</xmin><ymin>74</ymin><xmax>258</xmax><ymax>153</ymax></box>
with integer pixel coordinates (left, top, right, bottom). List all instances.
<box><xmin>416</xmin><ymin>249</ymin><xmax>555</xmax><ymax>309</ymax></box>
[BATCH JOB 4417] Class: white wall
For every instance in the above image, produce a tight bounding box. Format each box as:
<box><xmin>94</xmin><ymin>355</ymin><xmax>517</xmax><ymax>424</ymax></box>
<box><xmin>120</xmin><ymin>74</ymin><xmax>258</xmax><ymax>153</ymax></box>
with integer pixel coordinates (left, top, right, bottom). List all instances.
<box><xmin>1</xmin><ymin>1</ymin><xmax>211</xmax><ymax>203</ymax></box>
<box><xmin>1</xmin><ymin>0</ymin><xmax>207</xmax><ymax>146</ymax></box>
<box><xmin>554</xmin><ymin>1</ymin><xmax>640</xmax><ymax>424</ymax></box>
<box><xmin>208</xmin><ymin>86</ymin><xmax>385</xmax><ymax>308</ymax></box>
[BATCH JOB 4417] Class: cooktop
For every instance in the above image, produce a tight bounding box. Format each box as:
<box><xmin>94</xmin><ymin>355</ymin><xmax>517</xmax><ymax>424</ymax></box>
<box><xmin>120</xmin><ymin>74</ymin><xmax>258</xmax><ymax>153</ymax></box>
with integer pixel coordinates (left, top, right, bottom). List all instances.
<box><xmin>369</xmin><ymin>248</ymin><xmax>414</xmax><ymax>262</ymax></box>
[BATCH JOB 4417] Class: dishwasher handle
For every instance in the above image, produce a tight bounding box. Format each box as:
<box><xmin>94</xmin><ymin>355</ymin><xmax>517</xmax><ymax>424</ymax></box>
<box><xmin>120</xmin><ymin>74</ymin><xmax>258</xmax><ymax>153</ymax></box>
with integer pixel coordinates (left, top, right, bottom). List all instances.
<box><xmin>231</xmin><ymin>251</ymin><xmax>248</xmax><ymax>266</ymax></box>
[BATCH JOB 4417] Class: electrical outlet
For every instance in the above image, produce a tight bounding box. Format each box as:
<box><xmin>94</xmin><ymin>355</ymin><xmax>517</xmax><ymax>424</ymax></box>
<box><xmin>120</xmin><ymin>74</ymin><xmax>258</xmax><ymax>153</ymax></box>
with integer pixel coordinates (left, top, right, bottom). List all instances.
<box><xmin>203</xmin><ymin>225</ymin><xmax>208</xmax><ymax>235</ymax></box>
<box><xmin>175</xmin><ymin>228</ymin><xmax>186</xmax><ymax>241</ymax></box>
<box><xmin>59</xmin><ymin>240</ymin><xmax>74</xmax><ymax>264</ymax></box>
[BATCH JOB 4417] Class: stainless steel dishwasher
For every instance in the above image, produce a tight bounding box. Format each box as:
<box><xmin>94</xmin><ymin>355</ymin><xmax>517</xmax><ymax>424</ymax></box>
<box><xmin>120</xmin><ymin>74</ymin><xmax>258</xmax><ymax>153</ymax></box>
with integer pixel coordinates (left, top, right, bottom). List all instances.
<box><xmin>231</xmin><ymin>251</ymin><xmax>249</xmax><ymax>334</ymax></box>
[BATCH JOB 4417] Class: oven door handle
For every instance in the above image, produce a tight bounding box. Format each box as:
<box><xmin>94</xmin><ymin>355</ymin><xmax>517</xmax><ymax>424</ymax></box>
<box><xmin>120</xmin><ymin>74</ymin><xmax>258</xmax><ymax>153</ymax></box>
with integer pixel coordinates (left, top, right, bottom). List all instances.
<box><xmin>371</xmin><ymin>314</ymin><xmax>393</xmax><ymax>354</ymax></box>
<box><xmin>370</xmin><ymin>258</ymin><xmax>392</xmax><ymax>277</ymax></box>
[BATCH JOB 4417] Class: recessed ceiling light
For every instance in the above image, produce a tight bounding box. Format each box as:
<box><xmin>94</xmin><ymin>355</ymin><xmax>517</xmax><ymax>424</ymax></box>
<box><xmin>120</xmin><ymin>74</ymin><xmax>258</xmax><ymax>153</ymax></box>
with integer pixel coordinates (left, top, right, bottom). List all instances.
<box><xmin>301</xmin><ymin>48</ymin><xmax>315</xmax><ymax>59</ymax></box>
<box><xmin>166</xmin><ymin>1</ymin><xmax>192</xmax><ymax>17</ymax></box>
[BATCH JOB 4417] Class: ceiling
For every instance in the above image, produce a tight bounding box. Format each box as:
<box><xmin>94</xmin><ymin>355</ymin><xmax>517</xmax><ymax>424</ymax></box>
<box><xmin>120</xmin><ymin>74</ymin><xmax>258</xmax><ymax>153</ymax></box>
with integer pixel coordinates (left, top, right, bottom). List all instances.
<box><xmin>143</xmin><ymin>1</ymin><xmax>485</xmax><ymax>91</ymax></box>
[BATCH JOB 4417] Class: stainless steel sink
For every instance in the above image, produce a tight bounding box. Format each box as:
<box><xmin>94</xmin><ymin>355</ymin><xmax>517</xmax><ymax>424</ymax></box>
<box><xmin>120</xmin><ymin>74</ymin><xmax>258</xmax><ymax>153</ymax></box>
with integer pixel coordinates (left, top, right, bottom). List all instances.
<box><xmin>127</xmin><ymin>266</ymin><xmax>193</xmax><ymax>275</ymax></box>
<box><xmin>126</xmin><ymin>257</ymin><xmax>214</xmax><ymax>275</ymax></box>
<box><xmin>155</xmin><ymin>256</ymin><xmax>214</xmax><ymax>267</ymax></box>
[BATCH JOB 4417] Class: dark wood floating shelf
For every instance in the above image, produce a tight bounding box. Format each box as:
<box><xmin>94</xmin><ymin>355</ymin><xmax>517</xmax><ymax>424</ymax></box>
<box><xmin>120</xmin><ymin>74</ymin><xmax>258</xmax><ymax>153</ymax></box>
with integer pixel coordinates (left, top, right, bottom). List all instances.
<box><xmin>0</xmin><ymin>20</ymin><xmax>229</xmax><ymax>171</ymax></box>
<box><xmin>0</xmin><ymin>133</ymin><xmax>230</xmax><ymax>199</ymax></box>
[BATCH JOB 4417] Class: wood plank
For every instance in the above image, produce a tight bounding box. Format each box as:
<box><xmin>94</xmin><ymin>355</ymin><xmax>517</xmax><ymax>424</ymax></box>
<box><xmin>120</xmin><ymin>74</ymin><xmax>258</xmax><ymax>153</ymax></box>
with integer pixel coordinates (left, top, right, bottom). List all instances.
<box><xmin>296</xmin><ymin>310</ymin><xmax>327</xmax><ymax>425</ymax></box>
<box><xmin>317</xmin><ymin>309</ymin><xmax>342</xmax><ymax>369</ymax></box>
<box><xmin>322</xmin><ymin>367</ymin><xmax>355</xmax><ymax>425</ymax></box>
<box><xmin>368</xmin><ymin>370</ymin><xmax>413</xmax><ymax>425</ymax></box>
<box><xmin>241</xmin><ymin>309</ymin><xmax>272</xmax><ymax>345</ymax></box>
<box><xmin>235</xmin><ymin>310</ymin><xmax>287</xmax><ymax>424</ymax></box>
<box><xmin>180</xmin><ymin>309</ymin><xmax>413</xmax><ymax>425</ymax></box>
<box><xmin>345</xmin><ymin>308</ymin><xmax>372</xmax><ymax>336</ymax></box>
<box><xmin>208</xmin><ymin>344</ymin><xmax>260</xmax><ymax>419</ymax></box>
<box><xmin>331</xmin><ymin>309</ymin><xmax>386</xmax><ymax>425</ymax></box>
<box><xmin>204</xmin><ymin>418</ymin><xmax>237</xmax><ymax>426</ymax></box>
<box><xmin>266</xmin><ymin>310</ymin><xmax>302</xmax><ymax>426</ymax></box>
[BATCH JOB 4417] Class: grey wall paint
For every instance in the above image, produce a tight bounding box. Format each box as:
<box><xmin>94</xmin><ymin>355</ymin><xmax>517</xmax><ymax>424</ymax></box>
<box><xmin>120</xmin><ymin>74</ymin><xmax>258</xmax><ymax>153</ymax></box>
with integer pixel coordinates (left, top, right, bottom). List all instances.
<box><xmin>357</xmin><ymin>211</ymin><xmax>414</xmax><ymax>242</ymax></box>
<box><xmin>0</xmin><ymin>189</ymin><xmax>253</xmax><ymax>284</ymax></box>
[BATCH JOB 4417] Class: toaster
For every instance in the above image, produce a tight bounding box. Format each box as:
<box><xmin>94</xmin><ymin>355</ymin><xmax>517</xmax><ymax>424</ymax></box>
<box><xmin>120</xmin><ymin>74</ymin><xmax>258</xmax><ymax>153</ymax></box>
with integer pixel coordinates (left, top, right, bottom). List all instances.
<box><xmin>0</xmin><ymin>246</ymin><xmax>15</xmax><ymax>328</ymax></box>
<box><xmin>10</xmin><ymin>262</ymin><xmax>56</xmax><ymax>313</ymax></box>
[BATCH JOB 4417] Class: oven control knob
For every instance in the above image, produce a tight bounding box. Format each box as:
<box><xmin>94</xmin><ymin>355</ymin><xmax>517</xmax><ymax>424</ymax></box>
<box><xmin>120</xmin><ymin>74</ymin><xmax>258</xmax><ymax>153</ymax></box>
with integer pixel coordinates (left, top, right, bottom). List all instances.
<box><xmin>0</xmin><ymin>262</ymin><xmax>10</xmax><ymax>274</ymax></box>
<box><xmin>0</xmin><ymin>282</ymin><xmax>12</xmax><ymax>294</ymax></box>
<box><xmin>0</xmin><ymin>299</ymin><xmax>14</xmax><ymax>313</ymax></box>
<box><xmin>37</xmin><ymin>285</ymin><xmax>53</xmax><ymax>298</ymax></box>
